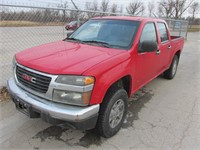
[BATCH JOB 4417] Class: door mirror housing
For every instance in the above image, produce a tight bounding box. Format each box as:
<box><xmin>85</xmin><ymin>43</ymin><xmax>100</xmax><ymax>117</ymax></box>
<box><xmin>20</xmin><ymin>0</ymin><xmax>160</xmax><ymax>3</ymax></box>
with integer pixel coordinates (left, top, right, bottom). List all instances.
<box><xmin>140</xmin><ymin>41</ymin><xmax>158</xmax><ymax>52</ymax></box>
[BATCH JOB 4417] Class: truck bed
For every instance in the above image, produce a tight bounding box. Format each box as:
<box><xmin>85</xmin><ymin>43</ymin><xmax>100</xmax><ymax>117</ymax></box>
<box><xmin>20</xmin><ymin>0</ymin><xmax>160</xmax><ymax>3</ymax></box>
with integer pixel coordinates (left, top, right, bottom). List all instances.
<box><xmin>170</xmin><ymin>36</ymin><xmax>184</xmax><ymax>54</ymax></box>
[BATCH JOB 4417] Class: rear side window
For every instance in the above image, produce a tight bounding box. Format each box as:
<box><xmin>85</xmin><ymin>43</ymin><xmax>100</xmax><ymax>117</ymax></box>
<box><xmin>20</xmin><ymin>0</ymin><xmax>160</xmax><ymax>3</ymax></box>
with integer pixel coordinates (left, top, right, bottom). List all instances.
<box><xmin>157</xmin><ymin>22</ymin><xmax>169</xmax><ymax>42</ymax></box>
<box><xmin>140</xmin><ymin>23</ymin><xmax>157</xmax><ymax>44</ymax></box>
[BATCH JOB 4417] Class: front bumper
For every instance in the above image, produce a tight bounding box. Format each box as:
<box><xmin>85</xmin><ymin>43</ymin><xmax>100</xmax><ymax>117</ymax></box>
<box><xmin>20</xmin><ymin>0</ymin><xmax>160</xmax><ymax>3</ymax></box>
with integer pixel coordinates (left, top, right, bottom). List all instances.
<box><xmin>7</xmin><ymin>78</ymin><xmax>99</xmax><ymax>130</ymax></box>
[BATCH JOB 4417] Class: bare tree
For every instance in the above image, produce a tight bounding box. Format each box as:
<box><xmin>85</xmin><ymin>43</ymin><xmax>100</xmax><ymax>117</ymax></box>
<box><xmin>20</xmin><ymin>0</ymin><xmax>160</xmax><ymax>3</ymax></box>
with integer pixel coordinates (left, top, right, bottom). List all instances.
<box><xmin>62</xmin><ymin>2</ymin><xmax>68</xmax><ymax>21</ymax></box>
<box><xmin>111</xmin><ymin>3</ymin><xmax>118</xmax><ymax>14</ymax></box>
<box><xmin>119</xmin><ymin>5</ymin><xmax>123</xmax><ymax>14</ymax></box>
<box><xmin>173</xmin><ymin>0</ymin><xmax>194</xmax><ymax>19</ymax></box>
<box><xmin>100</xmin><ymin>0</ymin><xmax>109</xmax><ymax>16</ymax></box>
<box><xmin>70</xmin><ymin>0</ymin><xmax>84</xmax><ymax>24</ymax></box>
<box><xmin>85</xmin><ymin>2</ymin><xmax>91</xmax><ymax>10</ymax></box>
<box><xmin>157</xmin><ymin>0</ymin><xmax>174</xmax><ymax>18</ymax></box>
<box><xmin>58</xmin><ymin>2</ymin><xmax>68</xmax><ymax>22</ymax></box>
<box><xmin>140</xmin><ymin>5</ymin><xmax>145</xmax><ymax>16</ymax></box>
<box><xmin>92</xmin><ymin>1</ymin><xmax>98</xmax><ymax>12</ymax></box>
<box><xmin>85</xmin><ymin>1</ymin><xmax>99</xmax><ymax>18</ymax></box>
<box><xmin>126</xmin><ymin>0</ymin><xmax>145</xmax><ymax>15</ymax></box>
<box><xmin>100</xmin><ymin>0</ymin><xmax>109</xmax><ymax>13</ymax></box>
<box><xmin>69</xmin><ymin>10</ymin><xmax>77</xmax><ymax>20</ymax></box>
<box><xmin>157</xmin><ymin>0</ymin><xmax>195</xmax><ymax>18</ymax></box>
<box><xmin>148</xmin><ymin>2</ymin><xmax>155</xmax><ymax>17</ymax></box>
<box><xmin>188</xmin><ymin>1</ymin><xmax>199</xmax><ymax>20</ymax></box>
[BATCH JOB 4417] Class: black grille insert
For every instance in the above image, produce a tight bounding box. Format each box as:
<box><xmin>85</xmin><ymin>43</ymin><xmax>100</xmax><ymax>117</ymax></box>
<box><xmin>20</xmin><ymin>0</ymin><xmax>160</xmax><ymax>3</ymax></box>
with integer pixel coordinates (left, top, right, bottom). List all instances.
<box><xmin>16</xmin><ymin>66</ymin><xmax>51</xmax><ymax>93</ymax></box>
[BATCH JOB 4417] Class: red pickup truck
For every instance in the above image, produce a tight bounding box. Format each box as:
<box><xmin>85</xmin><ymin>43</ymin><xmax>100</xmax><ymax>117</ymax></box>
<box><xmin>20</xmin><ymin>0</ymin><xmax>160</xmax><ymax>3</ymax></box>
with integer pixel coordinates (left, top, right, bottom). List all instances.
<box><xmin>7</xmin><ymin>16</ymin><xmax>184</xmax><ymax>137</ymax></box>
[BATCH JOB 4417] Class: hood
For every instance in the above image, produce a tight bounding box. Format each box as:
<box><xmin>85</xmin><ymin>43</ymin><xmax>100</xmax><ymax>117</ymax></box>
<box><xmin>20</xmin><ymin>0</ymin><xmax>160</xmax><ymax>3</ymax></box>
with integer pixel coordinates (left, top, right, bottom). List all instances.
<box><xmin>16</xmin><ymin>41</ymin><xmax>125</xmax><ymax>75</ymax></box>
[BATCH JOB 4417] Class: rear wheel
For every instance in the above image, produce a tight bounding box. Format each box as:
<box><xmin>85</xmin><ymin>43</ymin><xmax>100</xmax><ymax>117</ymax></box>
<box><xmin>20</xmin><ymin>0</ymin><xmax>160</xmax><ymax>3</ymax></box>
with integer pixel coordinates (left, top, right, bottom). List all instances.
<box><xmin>164</xmin><ymin>55</ymin><xmax>179</xmax><ymax>79</ymax></box>
<box><xmin>95</xmin><ymin>87</ymin><xmax>128</xmax><ymax>138</ymax></box>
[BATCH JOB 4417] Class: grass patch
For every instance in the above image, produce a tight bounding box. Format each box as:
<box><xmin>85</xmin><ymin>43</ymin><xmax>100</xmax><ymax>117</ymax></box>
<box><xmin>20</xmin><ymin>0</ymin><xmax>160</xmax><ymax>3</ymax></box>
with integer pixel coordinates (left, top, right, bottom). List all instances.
<box><xmin>0</xmin><ymin>87</ymin><xmax>10</xmax><ymax>102</ymax></box>
<box><xmin>188</xmin><ymin>25</ymin><xmax>200</xmax><ymax>32</ymax></box>
<box><xmin>0</xmin><ymin>21</ymin><xmax>64</xmax><ymax>27</ymax></box>
<box><xmin>190</xmin><ymin>25</ymin><xmax>200</xmax><ymax>28</ymax></box>
<box><xmin>188</xmin><ymin>28</ymin><xmax>200</xmax><ymax>32</ymax></box>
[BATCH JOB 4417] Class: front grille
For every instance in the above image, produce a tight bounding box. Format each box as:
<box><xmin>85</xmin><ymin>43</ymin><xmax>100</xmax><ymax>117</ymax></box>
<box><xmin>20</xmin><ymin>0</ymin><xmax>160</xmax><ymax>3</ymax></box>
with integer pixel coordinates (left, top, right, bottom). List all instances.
<box><xmin>16</xmin><ymin>65</ymin><xmax>51</xmax><ymax>93</ymax></box>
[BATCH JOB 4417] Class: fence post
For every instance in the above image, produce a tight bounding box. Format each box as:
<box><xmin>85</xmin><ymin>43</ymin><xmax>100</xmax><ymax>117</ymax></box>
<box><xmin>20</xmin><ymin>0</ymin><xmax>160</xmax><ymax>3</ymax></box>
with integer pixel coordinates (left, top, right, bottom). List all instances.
<box><xmin>77</xmin><ymin>11</ymin><xmax>80</xmax><ymax>27</ymax></box>
<box><xmin>185</xmin><ymin>21</ymin><xmax>189</xmax><ymax>40</ymax></box>
<box><xmin>179</xmin><ymin>21</ymin><xmax>182</xmax><ymax>36</ymax></box>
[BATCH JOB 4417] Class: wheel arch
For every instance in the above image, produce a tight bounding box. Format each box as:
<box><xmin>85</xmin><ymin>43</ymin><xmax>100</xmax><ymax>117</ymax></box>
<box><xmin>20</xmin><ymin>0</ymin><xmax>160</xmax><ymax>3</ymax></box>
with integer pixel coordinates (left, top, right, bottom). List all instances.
<box><xmin>103</xmin><ymin>75</ymin><xmax>132</xmax><ymax>100</ymax></box>
<box><xmin>175</xmin><ymin>50</ymin><xmax>181</xmax><ymax>60</ymax></box>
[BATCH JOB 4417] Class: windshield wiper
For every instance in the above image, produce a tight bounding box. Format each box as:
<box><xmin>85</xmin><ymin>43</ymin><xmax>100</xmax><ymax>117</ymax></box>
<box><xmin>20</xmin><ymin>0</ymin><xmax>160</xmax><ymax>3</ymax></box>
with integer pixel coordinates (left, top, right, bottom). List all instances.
<box><xmin>66</xmin><ymin>39</ymin><xmax>111</xmax><ymax>48</ymax></box>
<box><xmin>82</xmin><ymin>40</ymin><xmax>111</xmax><ymax>48</ymax></box>
<box><xmin>66</xmin><ymin>37</ymin><xmax>83</xmax><ymax>43</ymax></box>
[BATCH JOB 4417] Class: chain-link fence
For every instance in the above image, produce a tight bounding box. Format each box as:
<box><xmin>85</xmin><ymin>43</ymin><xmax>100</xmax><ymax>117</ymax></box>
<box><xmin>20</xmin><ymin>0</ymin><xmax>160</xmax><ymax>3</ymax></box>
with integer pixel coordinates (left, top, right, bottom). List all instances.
<box><xmin>0</xmin><ymin>4</ymin><xmax>189</xmax><ymax>88</ymax></box>
<box><xmin>165</xmin><ymin>18</ymin><xmax>189</xmax><ymax>40</ymax></box>
<box><xmin>0</xmin><ymin>4</ymin><xmax>126</xmax><ymax>88</ymax></box>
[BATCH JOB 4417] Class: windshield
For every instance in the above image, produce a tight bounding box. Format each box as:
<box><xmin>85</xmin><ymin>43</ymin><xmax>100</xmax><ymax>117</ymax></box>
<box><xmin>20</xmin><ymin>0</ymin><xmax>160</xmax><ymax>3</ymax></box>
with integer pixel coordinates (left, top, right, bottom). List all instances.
<box><xmin>67</xmin><ymin>19</ymin><xmax>140</xmax><ymax>50</ymax></box>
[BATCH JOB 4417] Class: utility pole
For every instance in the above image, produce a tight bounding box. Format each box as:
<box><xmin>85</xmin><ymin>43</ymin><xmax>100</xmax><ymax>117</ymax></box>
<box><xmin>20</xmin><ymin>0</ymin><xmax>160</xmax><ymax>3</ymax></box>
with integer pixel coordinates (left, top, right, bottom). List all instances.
<box><xmin>71</xmin><ymin>0</ymin><xmax>78</xmax><ymax>10</ymax></box>
<box><xmin>70</xmin><ymin>0</ymin><xmax>80</xmax><ymax>27</ymax></box>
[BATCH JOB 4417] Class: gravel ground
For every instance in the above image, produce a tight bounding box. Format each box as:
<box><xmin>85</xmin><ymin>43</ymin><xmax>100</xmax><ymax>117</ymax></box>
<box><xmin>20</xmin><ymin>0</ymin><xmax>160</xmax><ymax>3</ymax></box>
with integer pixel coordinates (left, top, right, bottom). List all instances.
<box><xmin>0</xmin><ymin>32</ymin><xmax>199</xmax><ymax>150</ymax></box>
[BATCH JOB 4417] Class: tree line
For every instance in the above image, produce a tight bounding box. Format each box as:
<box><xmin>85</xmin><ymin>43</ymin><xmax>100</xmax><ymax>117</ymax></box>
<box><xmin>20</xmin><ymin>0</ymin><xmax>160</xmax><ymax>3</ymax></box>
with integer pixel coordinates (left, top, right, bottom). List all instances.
<box><xmin>0</xmin><ymin>0</ymin><xmax>199</xmax><ymax>24</ymax></box>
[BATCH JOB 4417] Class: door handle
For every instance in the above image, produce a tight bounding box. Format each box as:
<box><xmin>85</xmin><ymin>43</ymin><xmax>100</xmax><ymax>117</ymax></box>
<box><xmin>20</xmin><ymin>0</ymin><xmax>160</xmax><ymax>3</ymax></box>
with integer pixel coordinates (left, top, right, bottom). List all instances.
<box><xmin>168</xmin><ymin>45</ymin><xmax>171</xmax><ymax>49</ymax></box>
<box><xmin>156</xmin><ymin>50</ymin><xmax>161</xmax><ymax>55</ymax></box>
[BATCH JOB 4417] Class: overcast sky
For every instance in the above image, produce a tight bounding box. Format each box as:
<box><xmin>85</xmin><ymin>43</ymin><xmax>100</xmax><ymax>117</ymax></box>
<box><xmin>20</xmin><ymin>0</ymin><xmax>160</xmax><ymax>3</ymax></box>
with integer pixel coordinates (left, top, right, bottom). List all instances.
<box><xmin>1</xmin><ymin>0</ymin><xmax>199</xmax><ymax>17</ymax></box>
<box><xmin>2</xmin><ymin>0</ymin><xmax>156</xmax><ymax>8</ymax></box>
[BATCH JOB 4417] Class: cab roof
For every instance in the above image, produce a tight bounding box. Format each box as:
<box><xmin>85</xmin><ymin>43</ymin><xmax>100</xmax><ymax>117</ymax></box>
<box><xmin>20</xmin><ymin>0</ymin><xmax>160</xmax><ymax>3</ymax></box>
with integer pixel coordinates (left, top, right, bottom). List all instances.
<box><xmin>92</xmin><ymin>16</ymin><xmax>165</xmax><ymax>22</ymax></box>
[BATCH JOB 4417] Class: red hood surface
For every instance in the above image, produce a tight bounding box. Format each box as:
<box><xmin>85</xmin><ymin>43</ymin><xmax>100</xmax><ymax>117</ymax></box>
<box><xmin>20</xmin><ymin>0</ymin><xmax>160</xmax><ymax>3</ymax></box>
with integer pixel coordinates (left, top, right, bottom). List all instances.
<box><xmin>16</xmin><ymin>41</ymin><xmax>125</xmax><ymax>75</ymax></box>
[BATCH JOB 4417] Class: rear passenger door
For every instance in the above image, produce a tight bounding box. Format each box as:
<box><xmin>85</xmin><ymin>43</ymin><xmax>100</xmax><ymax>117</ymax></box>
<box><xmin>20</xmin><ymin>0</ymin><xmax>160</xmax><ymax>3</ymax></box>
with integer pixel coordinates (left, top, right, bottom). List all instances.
<box><xmin>136</xmin><ymin>22</ymin><xmax>161</xmax><ymax>87</ymax></box>
<box><xmin>157</xmin><ymin>22</ymin><xmax>172</xmax><ymax>70</ymax></box>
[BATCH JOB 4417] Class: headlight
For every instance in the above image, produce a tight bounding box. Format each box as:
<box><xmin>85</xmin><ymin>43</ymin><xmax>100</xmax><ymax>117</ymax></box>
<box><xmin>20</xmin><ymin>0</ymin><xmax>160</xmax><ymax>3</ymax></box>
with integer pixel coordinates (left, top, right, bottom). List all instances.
<box><xmin>56</xmin><ymin>75</ymin><xmax>94</xmax><ymax>86</ymax></box>
<box><xmin>54</xmin><ymin>75</ymin><xmax>94</xmax><ymax>106</ymax></box>
<box><xmin>53</xmin><ymin>90</ymin><xmax>91</xmax><ymax>106</ymax></box>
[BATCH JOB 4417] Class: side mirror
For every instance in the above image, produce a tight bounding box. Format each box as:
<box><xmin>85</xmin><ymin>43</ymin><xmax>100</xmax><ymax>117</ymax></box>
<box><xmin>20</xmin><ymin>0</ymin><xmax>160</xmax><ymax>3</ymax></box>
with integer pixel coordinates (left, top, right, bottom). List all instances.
<box><xmin>140</xmin><ymin>41</ymin><xmax>158</xmax><ymax>52</ymax></box>
<box><xmin>67</xmin><ymin>31</ymin><xmax>73</xmax><ymax>37</ymax></box>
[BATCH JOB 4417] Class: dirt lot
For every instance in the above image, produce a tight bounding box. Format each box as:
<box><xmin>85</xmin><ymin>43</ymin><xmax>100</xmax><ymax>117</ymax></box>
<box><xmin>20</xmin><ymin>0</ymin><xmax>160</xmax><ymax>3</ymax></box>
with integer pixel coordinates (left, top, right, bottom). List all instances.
<box><xmin>0</xmin><ymin>32</ymin><xmax>200</xmax><ymax>150</ymax></box>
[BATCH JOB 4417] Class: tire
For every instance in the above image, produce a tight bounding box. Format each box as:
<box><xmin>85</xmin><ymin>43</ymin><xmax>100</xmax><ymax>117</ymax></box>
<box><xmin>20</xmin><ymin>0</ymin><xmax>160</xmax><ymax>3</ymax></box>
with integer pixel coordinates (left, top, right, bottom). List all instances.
<box><xmin>163</xmin><ymin>55</ymin><xmax>179</xmax><ymax>79</ymax></box>
<box><xmin>95</xmin><ymin>86</ymin><xmax>128</xmax><ymax>138</ymax></box>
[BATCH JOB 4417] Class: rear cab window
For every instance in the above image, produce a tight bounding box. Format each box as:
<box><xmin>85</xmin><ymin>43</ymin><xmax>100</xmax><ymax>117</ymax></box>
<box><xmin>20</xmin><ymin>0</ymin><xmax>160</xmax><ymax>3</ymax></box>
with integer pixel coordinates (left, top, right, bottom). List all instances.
<box><xmin>157</xmin><ymin>22</ymin><xmax>169</xmax><ymax>43</ymax></box>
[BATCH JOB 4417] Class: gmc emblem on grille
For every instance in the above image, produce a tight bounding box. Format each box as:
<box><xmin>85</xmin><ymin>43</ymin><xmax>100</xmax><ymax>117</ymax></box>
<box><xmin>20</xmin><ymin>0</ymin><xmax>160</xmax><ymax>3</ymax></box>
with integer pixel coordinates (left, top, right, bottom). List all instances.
<box><xmin>21</xmin><ymin>74</ymin><xmax>36</xmax><ymax>83</ymax></box>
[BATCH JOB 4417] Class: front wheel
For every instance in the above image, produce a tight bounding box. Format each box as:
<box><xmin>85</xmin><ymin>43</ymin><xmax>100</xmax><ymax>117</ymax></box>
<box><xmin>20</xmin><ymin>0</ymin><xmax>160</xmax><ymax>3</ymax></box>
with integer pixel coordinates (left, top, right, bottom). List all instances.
<box><xmin>95</xmin><ymin>87</ymin><xmax>128</xmax><ymax>138</ymax></box>
<box><xmin>163</xmin><ymin>55</ymin><xmax>179</xmax><ymax>79</ymax></box>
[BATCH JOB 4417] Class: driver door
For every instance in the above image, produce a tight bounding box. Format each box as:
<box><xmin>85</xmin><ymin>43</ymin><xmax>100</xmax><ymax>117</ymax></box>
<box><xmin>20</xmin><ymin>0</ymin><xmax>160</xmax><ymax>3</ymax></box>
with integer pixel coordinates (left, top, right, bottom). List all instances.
<box><xmin>135</xmin><ymin>22</ymin><xmax>161</xmax><ymax>87</ymax></box>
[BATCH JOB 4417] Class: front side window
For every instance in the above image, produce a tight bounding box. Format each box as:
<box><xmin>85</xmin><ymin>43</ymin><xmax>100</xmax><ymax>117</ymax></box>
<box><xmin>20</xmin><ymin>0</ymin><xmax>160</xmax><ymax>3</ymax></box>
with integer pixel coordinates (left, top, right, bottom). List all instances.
<box><xmin>67</xmin><ymin>19</ymin><xmax>140</xmax><ymax>50</ymax></box>
<box><xmin>157</xmin><ymin>22</ymin><xmax>169</xmax><ymax>42</ymax></box>
<box><xmin>139</xmin><ymin>22</ymin><xmax>157</xmax><ymax>52</ymax></box>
